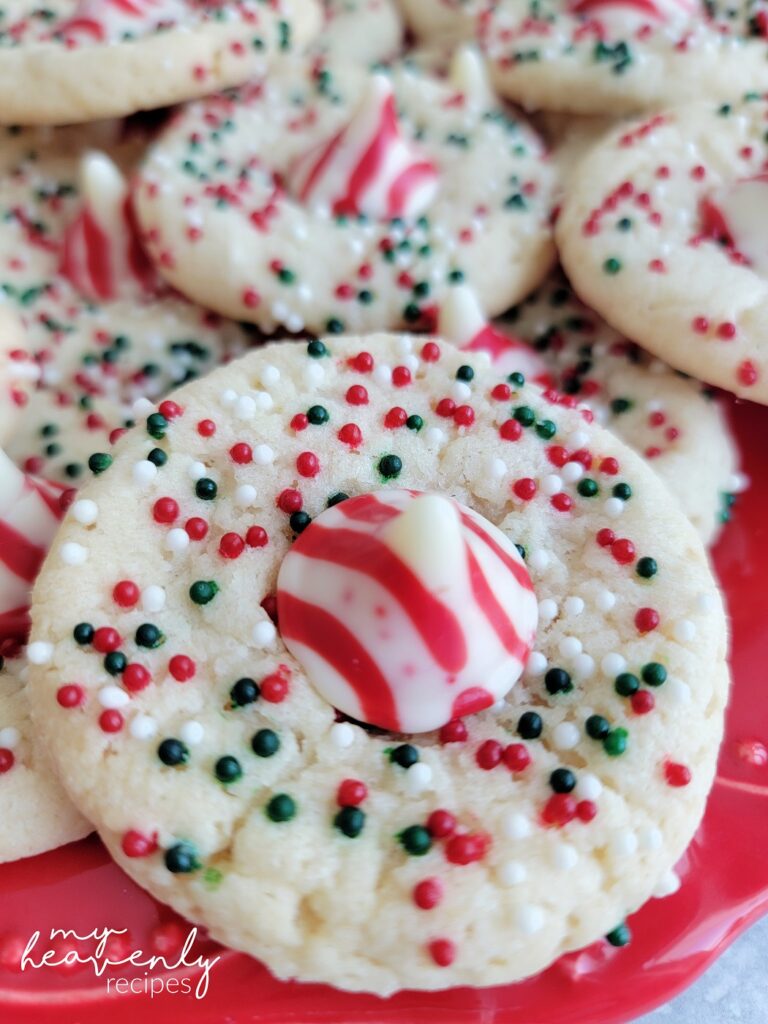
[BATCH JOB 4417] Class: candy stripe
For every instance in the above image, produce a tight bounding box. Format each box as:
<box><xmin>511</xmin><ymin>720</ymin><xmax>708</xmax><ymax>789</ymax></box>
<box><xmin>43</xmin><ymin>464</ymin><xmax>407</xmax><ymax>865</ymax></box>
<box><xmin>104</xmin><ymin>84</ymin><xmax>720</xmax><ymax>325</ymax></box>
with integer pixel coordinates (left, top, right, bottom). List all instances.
<box><xmin>278</xmin><ymin>592</ymin><xmax>400</xmax><ymax>730</ymax></box>
<box><xmin>460</xmin><ymin>512</ymin><xmax>535</xmax><ymax>592</ymax></box>
<box><xmin>0</xmin><ymin>519</ymin><xmax>46</xmax><ymax>583</ymax></box>
<box><xmin>386</xmin><ymin>161</ymin><xmax>440</xmax><ymax>220</ymax></box>
<box><xmin>464</xmin><ymin>541</ymin><xmax>528</xmax><ymax>659</ymax></box>
<box><xmin>339</xmin><ymin>493</ymin><xmax>400</xmax><ymax>524</ymax></box>
<box><xmin>290</xmin><ymin>524</ymin><xmax>467</xmax><ymax>672</ymax></box>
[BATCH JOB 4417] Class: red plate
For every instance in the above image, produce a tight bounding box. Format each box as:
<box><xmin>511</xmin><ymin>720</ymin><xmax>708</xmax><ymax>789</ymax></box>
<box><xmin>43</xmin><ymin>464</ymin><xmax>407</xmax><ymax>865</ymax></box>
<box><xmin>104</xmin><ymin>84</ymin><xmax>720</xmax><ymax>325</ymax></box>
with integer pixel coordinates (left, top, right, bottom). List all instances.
<box><xmin>2</xmin><ymin>397</ymin><xmax>767</xmax><ymax>1024</ymax></box>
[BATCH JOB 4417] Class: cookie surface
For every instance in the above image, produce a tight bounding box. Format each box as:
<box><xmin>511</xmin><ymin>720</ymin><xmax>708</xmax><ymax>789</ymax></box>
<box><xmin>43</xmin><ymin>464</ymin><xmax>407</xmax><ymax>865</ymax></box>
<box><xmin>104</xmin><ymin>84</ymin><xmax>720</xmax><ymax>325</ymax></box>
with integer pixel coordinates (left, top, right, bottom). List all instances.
<box><xmin>397</xmin><ymin>0</ymin><xmax>482</xmax><ymax>42</ymax></box>
<box><xmin>29</xmin><ymin>333</ymin><xmax>727</xmax><ymax>994</ymax></box>
<box><xmin>481</xmin><ymin>0</ymin><xmax>768</xmax><ymax>115</ymax></box>
<box><xmin>0</xmin><ymin>1</ymin><xmax>322</xmax><ymax>126</ymax></box>
<box><xmin>557</xmin><ymin>100</ymin><xmax>768</xmax><ymax>404</ymax></box>
<box><xmin>314</xmin><ymin>0</ymin><xmax>402</xmax><ymax>64</ymax></box>
<box><xmin>134</xmin><ymin>59</ymin><xmax>556</xmax><ymax>333</ymax></box>
<box><xmin>501</xmin><ymin>273</ymin><xmax>742</xmax><ymax>544</ymax></box>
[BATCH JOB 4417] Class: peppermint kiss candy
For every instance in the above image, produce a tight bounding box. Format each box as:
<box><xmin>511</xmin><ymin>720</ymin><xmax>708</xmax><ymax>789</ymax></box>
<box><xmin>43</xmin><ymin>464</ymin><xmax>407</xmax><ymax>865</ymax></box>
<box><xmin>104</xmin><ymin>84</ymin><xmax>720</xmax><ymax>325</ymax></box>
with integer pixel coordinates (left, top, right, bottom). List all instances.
<box><xmin>57</xmin><ymin>0</ymin><xmax>173</xmax><ymax>43</ymax></box>
<box><xmin>287</xmin><ymin>74</ymin><xmax>440</xmax><ymax>221</ymax></box>
<box><xmin>439</xmin><ymin>285</ymin><xmax>546</xmax><ymax>380</ymax></box>
<box><xmin>699</xmin><ymin>177</ymin><xmax>768</xmax><ymax>277</ymax></box>
<box><xmin>0</xmin><ymin>450</ymin><xmax>66</xmax><ymax>640</ymax></box>
<box><xmin>59</xmin><ymin>151</ymin><xmax>157</xmax><ymax>302</ymax></box>
<box><xmin>277</xmin><ymin>489</ymin><xmax>538</xmax><ymax>733</ymax></box>
<box><xmin>567</xmin><ymin>0</ymin><xmax>695</xmax><ymax>32</ymax></box>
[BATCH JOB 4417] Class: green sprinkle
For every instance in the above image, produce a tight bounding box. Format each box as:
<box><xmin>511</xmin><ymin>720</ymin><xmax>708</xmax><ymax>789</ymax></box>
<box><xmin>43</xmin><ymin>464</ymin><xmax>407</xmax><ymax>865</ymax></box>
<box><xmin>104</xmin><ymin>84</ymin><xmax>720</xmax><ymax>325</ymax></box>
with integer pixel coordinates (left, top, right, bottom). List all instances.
<box><xmin>586</xmin><ymin>714</ymin><xmax>610</xmax><ymax>740</ymax></box>
<box><xmin>164</xmin><ymin>843</ymin><xmax>200</xmax><ymax>874</ymax></box>
<box><xmin>214</xmin><ymin>756</ymin><xmax>242</xmax><ymax>783</ymax></box>
<box><xmin>307</xmin><ymin>405</ymin><xmax>329</xmax><ymax>425</ymax></box>
<box><xmin>603</xmin><ymin>728</ymin><xmax>628</xmax><ymax>757</ymax></box>
<box><xmin>104</xmin><ymin>652</ymin><xmax>127</xmax><ymax>676</ymax></box>
<box><xmin>614</xmin><ymin>673</ymin><xmax>640</xmax><ymax>697</ymax></box>
<box><xmin>195</xmin><ymin>478</ymin><xmax>217</xmax><ymax>500</ymax></box>
<box><xmin>307</xmin><ymin>340</ymin><xmax>327</xmax><ymax>358</ymax></box>
<box><xmin>88</xmin><ymin>452</ymin><xmax>113</xmax><ymax>475</ymax></box>
<box><xmin>603</xmin><ymin>257</ymin><xmax>622</xmax><ymax>275</ymax></box>
<box><xmin>266</xmin><ymin>793</ymin><xmax>296</xmax><ymax>822</ymax></box>
<box><xmin>613</xmin><ymin>483</ymin><xmax>632</xmax><ymax>501</ymax></box>
<box><xmin>641</xmin><ymin>662</ymin><xmax>667</xmax><ymax>687</ymax></box>
<box><xmin>399</xmin><ymin>825</ymin><xmax>432</xmax><ymax>856</ymax></box>
<box><xmin>189</xmin><ymin>580</ymin><xmax>218</xmax><ymax>605</ymax></box>
<box><xmin>335</xmin><ymin>806</ymin><xmax>366</xmax><ymax>838</ymax></box>
<box><xmin>251</xmin><ymin>729</ymin><xmax>280</xmax><ymax>757</ymax></box>
<box><xmin>636</xmin><ymin>556</ymin><xmax>658</xmax><ymax>579</ymax></box>
<box><xmin>535</xmin><ymin>419</ymin><xmax>556</xmax><ymax>440</ymax></box>
<box><xmin>606</xmin><ymin>922</ymin><xmax>631</xmax><ymax>947</ymax></box>
<box><xmin>390</xmin><ymin>744</ymin><xmax>419</xmax><ymax>768</ymax></box>
<box><xmin>406</xmin><ymin>414</ymin><xmax>423</xmax><ymax>432</ymax></box>
<box><xmin>577</xmin><ymin>478</ymin><xmax>599</xmax><ymax>497</ymax></box>
<box><xmin>146</xmin><ymin>412</ymin><xmax>168</xmax><ymax>440</ymax></box>
<box><xmin>135</xmin><ymin>623</ymin><xmax>165</xmax><ymax>649</ymax></box>
<box><xmin>379</xmin><ymin>454</ymin><xmax>402</xmax><ymax>479</ymax></box>
<box><xmin>513</xmin><ymin>405</ymin><xmax>535</xmax><ymax>427</ymax></box>
<box><xmin>508</xmin><ymin>371</ymin><xmax>525</xmax><ymax>388</ymax></box>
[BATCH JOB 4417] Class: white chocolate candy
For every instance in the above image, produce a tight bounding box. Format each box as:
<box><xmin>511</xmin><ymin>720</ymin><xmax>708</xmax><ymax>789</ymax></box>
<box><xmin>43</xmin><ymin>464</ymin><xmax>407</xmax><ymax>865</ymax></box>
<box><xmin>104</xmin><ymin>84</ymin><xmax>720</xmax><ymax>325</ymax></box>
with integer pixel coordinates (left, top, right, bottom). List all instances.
<box><xmin>277</xmin><ymin>489</ymin><xmax>538</xmax><ymax>732</ymax></box>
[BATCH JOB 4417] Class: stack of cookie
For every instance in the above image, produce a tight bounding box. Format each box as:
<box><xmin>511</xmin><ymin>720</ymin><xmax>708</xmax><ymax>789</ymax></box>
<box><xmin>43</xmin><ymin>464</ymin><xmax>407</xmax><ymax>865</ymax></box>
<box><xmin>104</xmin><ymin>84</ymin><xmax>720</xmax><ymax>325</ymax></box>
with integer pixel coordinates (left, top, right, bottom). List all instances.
<box><xmin>0</xmin><ymin>0</ymin><xmax>751</xmax><ymax>998</ymax></box>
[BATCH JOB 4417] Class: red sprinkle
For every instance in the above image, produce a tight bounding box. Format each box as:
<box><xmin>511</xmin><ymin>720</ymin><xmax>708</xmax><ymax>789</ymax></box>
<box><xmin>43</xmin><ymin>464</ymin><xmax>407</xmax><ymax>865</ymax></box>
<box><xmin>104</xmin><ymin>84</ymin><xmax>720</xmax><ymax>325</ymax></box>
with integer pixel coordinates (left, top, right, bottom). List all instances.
<box><xmin>542</xmin><ymin>794</ymin><xmax>577</xmax><ymax>826</ymax></box>
<box><xmin>219</xmin><ymin>533</ymin><xmax>245</xmax><ymax>559</ymax></box>
<box><xmin>631</xmin><ymin>690</ymin><xmax>655</xmax><ymax>715</ymax></box>
<box><xmin>439</xmin><ymin>719</ymin><xmax>468</xmax><ymax>744</ymax></box>
<box><xmin>346</xmin><ymin>384</ymin><xmax>369</xmax><ymax>406</ymax></box>
<box><xmin>169</xmin><ymin>655</ymin><xmax>196</xmax><ymax>682</ymax></box>
<box><xmin>600</xmin><ymin>457</ymin><xmax>619</xmax><ymax>475</ymax></box>
<box><xmin>113</xmin><ymin>580</ymin><xmax>140</xmax><ymax>608</ymax></box>
<box><xmin>350</xmin><ymin>352</ymin><xmax>374</xmax><ymax>372</ymax></box>
<box><xmin>0</xmin><ymin>749</ymin><xmax>15</xmax><ymax>773</ymax></box>
<box><xmin>230</xmin><ymin>442</ymin><xmax>253</xmax><ymax>464</ymax></box>
<box><xmin>56</xmin><ymin>684</ymin><xmax>85</xmax><ymax>708</ymax></box>
<box><xmin>260</xmin><ymin>673</ymin><xmax>289</xmax><ymax>703</ymax></box>
<box><xmin>429</xmin><ymin>939</ymin><xmax>456</xmax><ymax>967</ymax></box>
<box><xmin>551</xmin><ymin>493</ymin><xmax>573</xmax><ymax>512</ymax></box>
<box><xmin>427</xmin><ymin>809</ymin><xmax>457</xmax><ymax>838</ymax></box>
<box><xmin>337</xmin><ymin>779</ymin><xmax>368</xmax><ymax>806</ymax></box>
<box><xmin>278</xmin><ymin>489</ymin><xmax>303</xmax><ymax>514</ymax></box>
<box><xmin>185</xmin><ymin>517</ymin><xmax>208</xmax><ymax>541</ymax></box>
<box><xmin>635</xmin><ymin>607</ymin><xmax>660</xmax><ymax>633</ymax></box>
<box><xmin>436</xmin><ymin>397</ymin><xmax>456</xmax><ymax>418</ymax></box>
<box><xmin>454</xmin><ymin>405</ymin><xmax>475</xmax><ymax>427</ymax></box>
<box><xmin>665</xmin><ymin>761</ymin><xmax>692</xmax><ymax>787</ymax></box>
<box><xmin>99</xmin><ymin>709</ymin><xmax>124</xmax><ymax>733</ymax></box>
<box><xmin>93</xmin><ymin>627</ymin><xmax>121</xmax><ymax>654</ymax></box>
<box><xmin>385</xmin><ymin>407</ymin><xmax>408</xmax><ymax>429</ymax></box>
<box><xmin>159</xmin><ymin>400</ymin><xmax>182</xmax><ymax>420</ymax></box>
<box><xmin>576</xmin><ymin>800</ymin><xmax>597</xmax><ymax>822</ymax></box>
<box><xmin>121</xmin><ymin>830</ymin><xmax>158</xmax><ymax>858</ymax></box>
<box><xmin>597</xmin><ymin>528</ymin><xmax>616</xmax><ymax>548</ymax></box>
<box><xmin>503</xmin><ymin>743</ymin><xmax>531</xmax><ymax>772</ymax></box>
<box><xmin>476</xmin><ymin>739</ymin><xmax>503</xmax><ymax>770</ymax></box>
<box><xmin>246</xmin><ymin>526</ymin><xmax>269</xmax><ymax>548</ymax></box>
<box><xmin>123</xmin><ymin>664</ymin><xmax>151</xmax><ymax>693</ymax></box>
<box><xmin>338</xmin><ymin>423</ymin><xmax>363</xmax><ymax>447</ymax></box>
<box><xmin>392</xmin><ymin>366</ymin><xmax>412</xmax><ymax>387</ymax></box>
<box><xmin>491</xmin><ymin>383</ymin><xmax>511</xmax><ymax>401</ymax></box>
<box><xmin>500</xmin><ymin>419</ymin><xmax>522</xmax><ymax>441</ymax></box>
<box><xmin>513</xmin><ymin>478</ymin><xmax>537</xmax><ymax>501</ymax></box>
<box><xmin>716</xmin><ymin>321</ymin><xmax>737</xmax><ymax>340</ymax></box>
<box><xmin>153</xmin><ymin>498</ymin><xmax>179</xmax><ymax>525</ymax></box>
<box><xmin>421</xmin><ymin>341</ymin><xmax>441</xmax><ymax>362</ymax></box>
<box><xmin>414</xmin><ymin>878</ymin><xmax>443</xmax><ymax>911</ymax></box>
<box><xmin>611</xmin><ymin>538</ymin><xmax>636</xmax><ymax>564</ymax></box>
<box><xmin>296</xmin><ymin>452</ymin><xmax>320</xmax><ymax>478</ymax></box>
<box><xmin>197</xmin><ymin>419</ymin><xmax>216</xmax><ymax>437</ymax></box>
<box><xmin>445</xmin><ymin>832</ymin><xmax>490</xmax><ymax>865</ymax></box>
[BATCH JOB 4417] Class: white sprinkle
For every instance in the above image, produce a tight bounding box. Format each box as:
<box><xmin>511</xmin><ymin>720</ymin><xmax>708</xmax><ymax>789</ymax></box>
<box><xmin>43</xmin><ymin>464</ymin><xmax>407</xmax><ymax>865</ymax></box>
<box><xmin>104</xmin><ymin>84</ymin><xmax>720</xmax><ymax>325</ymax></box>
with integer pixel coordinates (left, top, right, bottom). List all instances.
<box><xmin>61</xmin><ymin>542</ymin><xmax>88</xmax><ymax>566</ymax></box>
<box><xmin>515</xmin><ymin>904</ymin><xmax>544</xmax><ymax>934</ymax></box>
<box><xmin>130</xmin><ymin>714</ymin><xmax>158</xmax><ymax>740</ymax></box>
<box><xmin>404</xmin><ymin>354</ymin><xmax>419</xmax><ymax>373</ymax></box>
<box><xmin>71</xmin><ymin>499</ymin><xmax>98</xmax><ymax>525</ymax></box>
<box><xmin>674</xmin><ymin>619</ymin><xmax>696</xmax><ymax>643</ymax></box>
<box><xmin>559</xmin><ymin>636</ymin><xmax>582</xmax><ymax>659</ymax></box>
<box><xmin>330</xmin><ymin>722</ymin><xmax>355</xmax><ymax>748</ymax></box>
<box><xmin>552</xmin><ymin>721</ymin><xmax>580</xmax><ymax>750</ymax></box>
<box><xmin>572</xmin><ymin>653</ymin><xmax>595</xmax><ymax>679</ymax></box>
<box><xmin>611</xmin><ymin>831</ymin><xmax>638</xmax><ymax>857</ymax></box>
<box><xmin>254</xmin><ymin>391</ymin><xmax>273</xmax><ymax>411</ymax></box>
<box><xmin>451</xmin><ymin>381</ymin><xmax>471</xmax><ymax>401</ymax></box>
<box><xmin>541</xmin><ymin>473</ymin><xmax>563</xmax><ymax>496</ymax></box>
<box><xmin>638</xmin><ymin>825</ymin><xmax>663</xmax><ymax>851</ymax></box>
<box><xmin>596</xmin><ymin>589</ymin><xmax>616</xmax><ymax>612</ymax></box>
<box><xmin>567</xmin><ymin>430</ymin><xmax>588</xmax><ymax>448</ymax></box>
<box><xmin>98</xmin><ymin>686</ymin><xmax>130</xmax><ymax>709</ymax></box>
<box><xmin>604</xmin><ymin>497</ymin><xmax>624</xmax><ymax>518</ymax></box>
<box><xmin>235</xmin><ymin>395</ymin><xmax>256</xmax><ymax>420</ymax></box>
<box><xmin>728</xmin><ymin>471</ymin><xmax>750</xmax><ymax>494</ymax></box>
<box><xmin>561</xmin><ymin>461</ymin><xmax>584</xmax><ymax>483</ymax></box>
<box><xmin>405</xmin><ymin>762</ymin><xmax>433</xmax><ymax>795</ymax></box>
<box><xmin>142</xmin><ymin>585</ymin><xmax>166</xmax><ymax>613</ymax></box>
<box><xmin>166</xmin><ymin>528</ymin><xmax>190</xmax><ymax>553</ymax></box>
<box><xmin>526</xmin><ymin>651</ymin><xmax>547</xmax><ymax>675</ymax></box>
<box><xmin>133</xmin><ymin>460</ymin><xmax>157</xmax><ymax>487</ymax></box>
<box><xmin>696</xmin><ymin>592</ymin><xmax>716</xmax><ymax>613</ymax></box>
<box><xmin>666</xmin><ymin>677</ymin><xmax>691</xmax><ymax>703</ymax></box>
<box><xmin>180</xmin><ymin>721</ymin><xmax>204</xmax><ymax>746</ymax></box>
<box><xmin>564</xmin><ymin>596</ymin><xmax>584</xmax><ymax>616</ymax></box>
<box><xmin>0</xmin><ymin>727</ymin><xmax>19</xmax><ymax>748</ymax></box>
<box><xmin>425</xmin><ymin>427</ymin><xmax>446</xmax><ymax>446</ymax></box>
<box><xmin>253</xmin><ymin>620</ymin><xmax>277</xmax><ymax>647</ymax></box>
<box><xmin>488</xmin><ymin>457</ymin><xmax>507</xmax><ymax>479</ymax></box>
<box><xmin>220</xmin><ymin>389</ymin><xmax>238</xmax><ymax>408</ymax></box>
<box><xmin>653</xmin><ymin>870</ymin><xmax>681</xmax><ymax>899</ymax></box>
<box><xmin>261</xmin><ymin>365</ymin><xmax>281</xmax><ymax>387</ymax></box>
<box><xmin>187</xmin><ymin>461</ymin><xmax>207</xmax><ymax>481</ymax></box>
<box><xmin>553</xmin><ymin>843</ymin><xmax>579</xmax><ymax>871</ymax></box>
<box><xmin>502</xmin><ymin>812</ymin><xmax>531</xmax><ymax>840</ymax></box>
<box><xmin>601</xmin><ymin>652</ymin><xmax>626</xmax><ymax>676</ymax></box>
<box><xmin>253</xmin><ymin>444</ymin><xmax>275</xmax><ymax>465</ymax></box>
<box><xmin>575</xmin><ymin>773</ymin><xmax>602</xmax><ymax>801</ymax></box>
<box><xmin>132</xmin><ymin>397</ymin><xmax>155</xmax><ymax>417</ymax></box>
<box><xmin>235</xmin><ymin>484</ymin><xmax>257</xmax><ymax>507</ymax></box>
<box><xmin>27</xmin><ymin>642</ymin><xmax>53</xmax><ymax>665</ymax></box>
<box><xmin>528</xmin><ymin>549</ymin><xmax>550</xmax><ymax>572</ymax></box>
<box><xmin>499</xmin><ymin>861</ymin><xmax>527</xmax><ymax>886</ymax></box>
<box><xmin>538</xmin><ymin>598</ymin><xmax>558</xmax><ymax>622</ymax></box>
<box><xmin>398</xmin><ymin>335</ymin><xmax>414</xmax><ymax>355</ymax></box>
<box><xmin>373</xmin><ymin>364</ymin><xmax>391</xmax><ymax>386</ymax></box>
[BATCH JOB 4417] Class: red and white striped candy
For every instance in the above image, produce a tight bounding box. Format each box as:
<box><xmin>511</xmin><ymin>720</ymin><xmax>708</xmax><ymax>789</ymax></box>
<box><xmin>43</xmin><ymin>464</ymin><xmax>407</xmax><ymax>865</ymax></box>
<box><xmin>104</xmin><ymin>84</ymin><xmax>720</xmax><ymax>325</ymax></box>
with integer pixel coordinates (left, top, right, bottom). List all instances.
<box><xmin>439</xmin><ymin>285</ymin><xmax>546</xmax><ymax>379</ymax></box>
<box><xmin>277</xmin><ymin>489</ymin><xmax>538</xmax><ymax>733</ymax></box>
<box><xmin>569</xmin><ymin>0</ymin><xmax>695</xmax><ymax>22</ymax></box>
<box><xmin>0</xmin><ymin>451</ymin><xmax>66</xmax><ymax>642</ymax></box>
<box><xmin>57</xmin><ymin>0</ymin><xmax>165</xmax><ymax>42</ymax></box>
<box><xmin>287</xmin><ymin>75</ymin><xmax>440</xmax><ymax>221</ymax></box>
<box><xmin>700</xmin><ymin>176</ymin><xmax>768</xmax><ymax>276</ymax></box>
<box><xmin>60</xmin><ymin>151</ymin><xmax>157</xmax><ymax>302</ymax></box>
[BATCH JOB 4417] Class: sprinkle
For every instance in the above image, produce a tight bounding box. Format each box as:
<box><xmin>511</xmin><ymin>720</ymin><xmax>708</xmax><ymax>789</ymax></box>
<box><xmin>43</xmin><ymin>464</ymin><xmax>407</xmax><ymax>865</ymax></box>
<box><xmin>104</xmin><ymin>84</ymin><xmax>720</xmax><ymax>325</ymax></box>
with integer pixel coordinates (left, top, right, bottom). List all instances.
<box><xmin>130</xmin><ymin>714</ymin><xmax>158</xmax><ymax>740</ymax></box>
<box><xmin>601</xmin><ymin>653</ymin><xmax>626</xmax><ymax>676</ymax></box>
<box><xmin>515</xmin><ymin>905</ymin><xmax>544</xmax><ymax>934</ymax></box>
<box><xmin>502</xmin><ymin>812</ymin><xmax>532</xmax><ymax>840</ymax></box>
<box><xmin>71</xmin><ymin>499</ymin><xmax>98</xmax><ymax>525</ymax></box>
<box><xmin>133</xmin><ymin>460</ymin><xmax>158</xmax><ymax>486</ymax></box>
<box><xmin>253</xmin><ymin>621</ymin><xmax>277</xmax><ymax>647</ymax></box>
<box><xmin>574</xmin><ymin>773</ymin><xmax>602</xmax><ymax>800</ymax></box>
<box><xmin>235</xmin><ymin>484</ymin><xmax>258</xmax><ymax>507</ymax></box>
<box><xmin>499</xmin><ymin>861</ymin><xmax>527</xmax><ymax>886</ymax></box>
<box><xmin>166</xmin><ymin>528</ymin><xmax>190</xmax><ymax>553</ymax></box>
<box><xmin>142</xmin><ymin>586</ymin><xmax>166</xmax><ymax>613</ymax></box>
<box><xmin>179</xmin><ymin>721</ymin><xmax>205</xmax><ymax>746</ymax></box>
<box><xmin>330</xmin><ymin>722</ymin><xmax>355</xmax><ymax>748</ymax></box>
<box><xmin>253</xmin><ymin>444</ymin><xmax>275</xmax><ymax>465</ymax></box>
<box><xmin>98</xmin><ymin>686</ymin><xmax>130</xmax><ymax>709</ymax></box>
<box><xmin>61</xmin><ymin>542</ymin><xmax>88</xmax><ymax>566</ymax></box>
<box><xmin>526</xmin><ymin>651</ymin><xmax>547</xmax><ymax>675</ymax></box>
<box><xmin>404</xmin><ymin>763</ymin><xmax>433</xmax><ymax>795</ymax></box>
<box><xmin>552</xmin><ymin>722</ymin><xmax>580</xmax><ymax>750</ymax></box>
<box><xmin>673</xmin><ymin>619</ymin><xmax>696</xmax><ymax>643</ymax></box>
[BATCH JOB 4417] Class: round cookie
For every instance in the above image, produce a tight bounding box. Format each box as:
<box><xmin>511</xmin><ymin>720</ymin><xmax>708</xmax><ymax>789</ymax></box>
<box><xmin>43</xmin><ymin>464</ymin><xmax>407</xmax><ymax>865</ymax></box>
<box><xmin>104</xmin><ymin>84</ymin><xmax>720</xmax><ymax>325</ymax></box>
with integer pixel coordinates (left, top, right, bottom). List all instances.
<box><xmin>0</xmin><ymin>450</ymin><xmax>91</xmax><ymax>862</ymax></box>
<box><xmin>495</xmin><ymin>276</ymin><xmax>741</xmax><ymax>544</ymax></box>
<box><xmin>556</xmin><ymin>98</ymin><xmax>768</xmax><ymax>404</ymax></box>
<box><xmin>314</xmin><ymin>0</ymin><xmax>402</xmax><ymax>64</ymax></box>
<box><xmin>133</xmin><ymin>59</ymin><xmax>557</xmax><ymax>334</ymax></box>
<box><xmin>28</xmin><ymin>333</ymin><xmax>728</xmax><ymax>994</ymax></box>
<box><xmin>0</xmin><ymin>1</ymin><xmax>322</xmax><ymax>126</ymax></box>
<box><xmin>0</xmin><ymin>131</ymin><xmax>252</xmax><ymax>482</ymax></box>
<box><xmin>480</xmin><ymin>0</ymin><xmax>768</xmax><ymax>115</ymax></box>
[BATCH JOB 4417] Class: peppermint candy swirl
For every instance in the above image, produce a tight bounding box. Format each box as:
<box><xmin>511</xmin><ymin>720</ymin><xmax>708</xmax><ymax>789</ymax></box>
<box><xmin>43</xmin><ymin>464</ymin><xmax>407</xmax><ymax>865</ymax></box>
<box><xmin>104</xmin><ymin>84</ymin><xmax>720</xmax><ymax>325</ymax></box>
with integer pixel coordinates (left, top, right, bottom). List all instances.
<box><xmin>287</xmin><ymin>74</ymin><xmax>440</xmax><ymax>221</ymax></box>
<box><xmin>277</xmin><ymin>489</ymin><xmax>538</xmax><ymax>733</ymax></box>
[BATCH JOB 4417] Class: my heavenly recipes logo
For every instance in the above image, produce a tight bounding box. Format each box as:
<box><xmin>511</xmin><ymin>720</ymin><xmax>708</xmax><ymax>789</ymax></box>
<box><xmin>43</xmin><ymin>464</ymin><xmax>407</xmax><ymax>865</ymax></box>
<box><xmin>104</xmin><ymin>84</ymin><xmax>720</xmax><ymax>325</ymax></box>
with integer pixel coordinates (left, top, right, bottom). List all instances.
<box><xmin>21</xmin><ymin>926</ymin><xmax>219</xmax><ymax>999</ymax></box>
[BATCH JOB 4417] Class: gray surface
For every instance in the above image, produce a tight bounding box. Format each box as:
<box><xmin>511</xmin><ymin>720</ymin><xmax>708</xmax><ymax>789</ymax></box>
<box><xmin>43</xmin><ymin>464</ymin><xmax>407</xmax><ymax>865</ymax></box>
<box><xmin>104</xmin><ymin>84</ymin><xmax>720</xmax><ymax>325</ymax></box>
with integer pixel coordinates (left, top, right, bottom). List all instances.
<box><xmin>637</xmin><ymin>914</ymin><xmax>768</xmax><ymax>1023</ymax></box>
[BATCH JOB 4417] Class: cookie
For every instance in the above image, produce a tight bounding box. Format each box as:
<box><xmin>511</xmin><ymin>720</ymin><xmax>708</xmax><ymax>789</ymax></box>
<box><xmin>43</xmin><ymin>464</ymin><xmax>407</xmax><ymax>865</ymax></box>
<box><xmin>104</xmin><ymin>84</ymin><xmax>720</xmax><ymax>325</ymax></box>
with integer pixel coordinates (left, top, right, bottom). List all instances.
<box><xmin>440</xmin><ymin>279</ymin><xmax>743</xmax><ymax>544</ymax></box>
<box><xmin>397</xmin><ymin>0</ymin><xmax>482</xmax><ymax>43</ymax></box>
<box><xmin>0</xmin><ymin>304</ymin><xmax>38</xmax><ymax>446</ymax></box>
<box><xmin>0</xmin><ymin>451</ymin><xmax>90</xmax><ymax>862</ymax></box>
<box><xmin>0</xmin><ymin>1</ymin><xmax>322</xmax><ymax>126</ymax></box>
<box><xmin>28</xmin><ymin>332</ymin><xmax>728</xmax><ymax>994</ymax></box>
<box><xmin>133</xmin><ymin>58</ymin><xmax>557</xmax><ymax>334</ymax></box>
<box><xmin>480</xmin><ymin>0</ymin><xmax>768</xmax><ymax>115</ymax></box>
<box><xmin>556</xmin><ymin>99</ymin><xmax>768</xmax><ymax>404</ymax></box>
<box><xmin>314</xmin><ymin>0</ymin><xmax>402</xmax><ymax>64</ymax></box>
<box><xmin>0</xmin><ymin>132</ymin><xmax>252</xmax><ymax>482</ymax></box>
